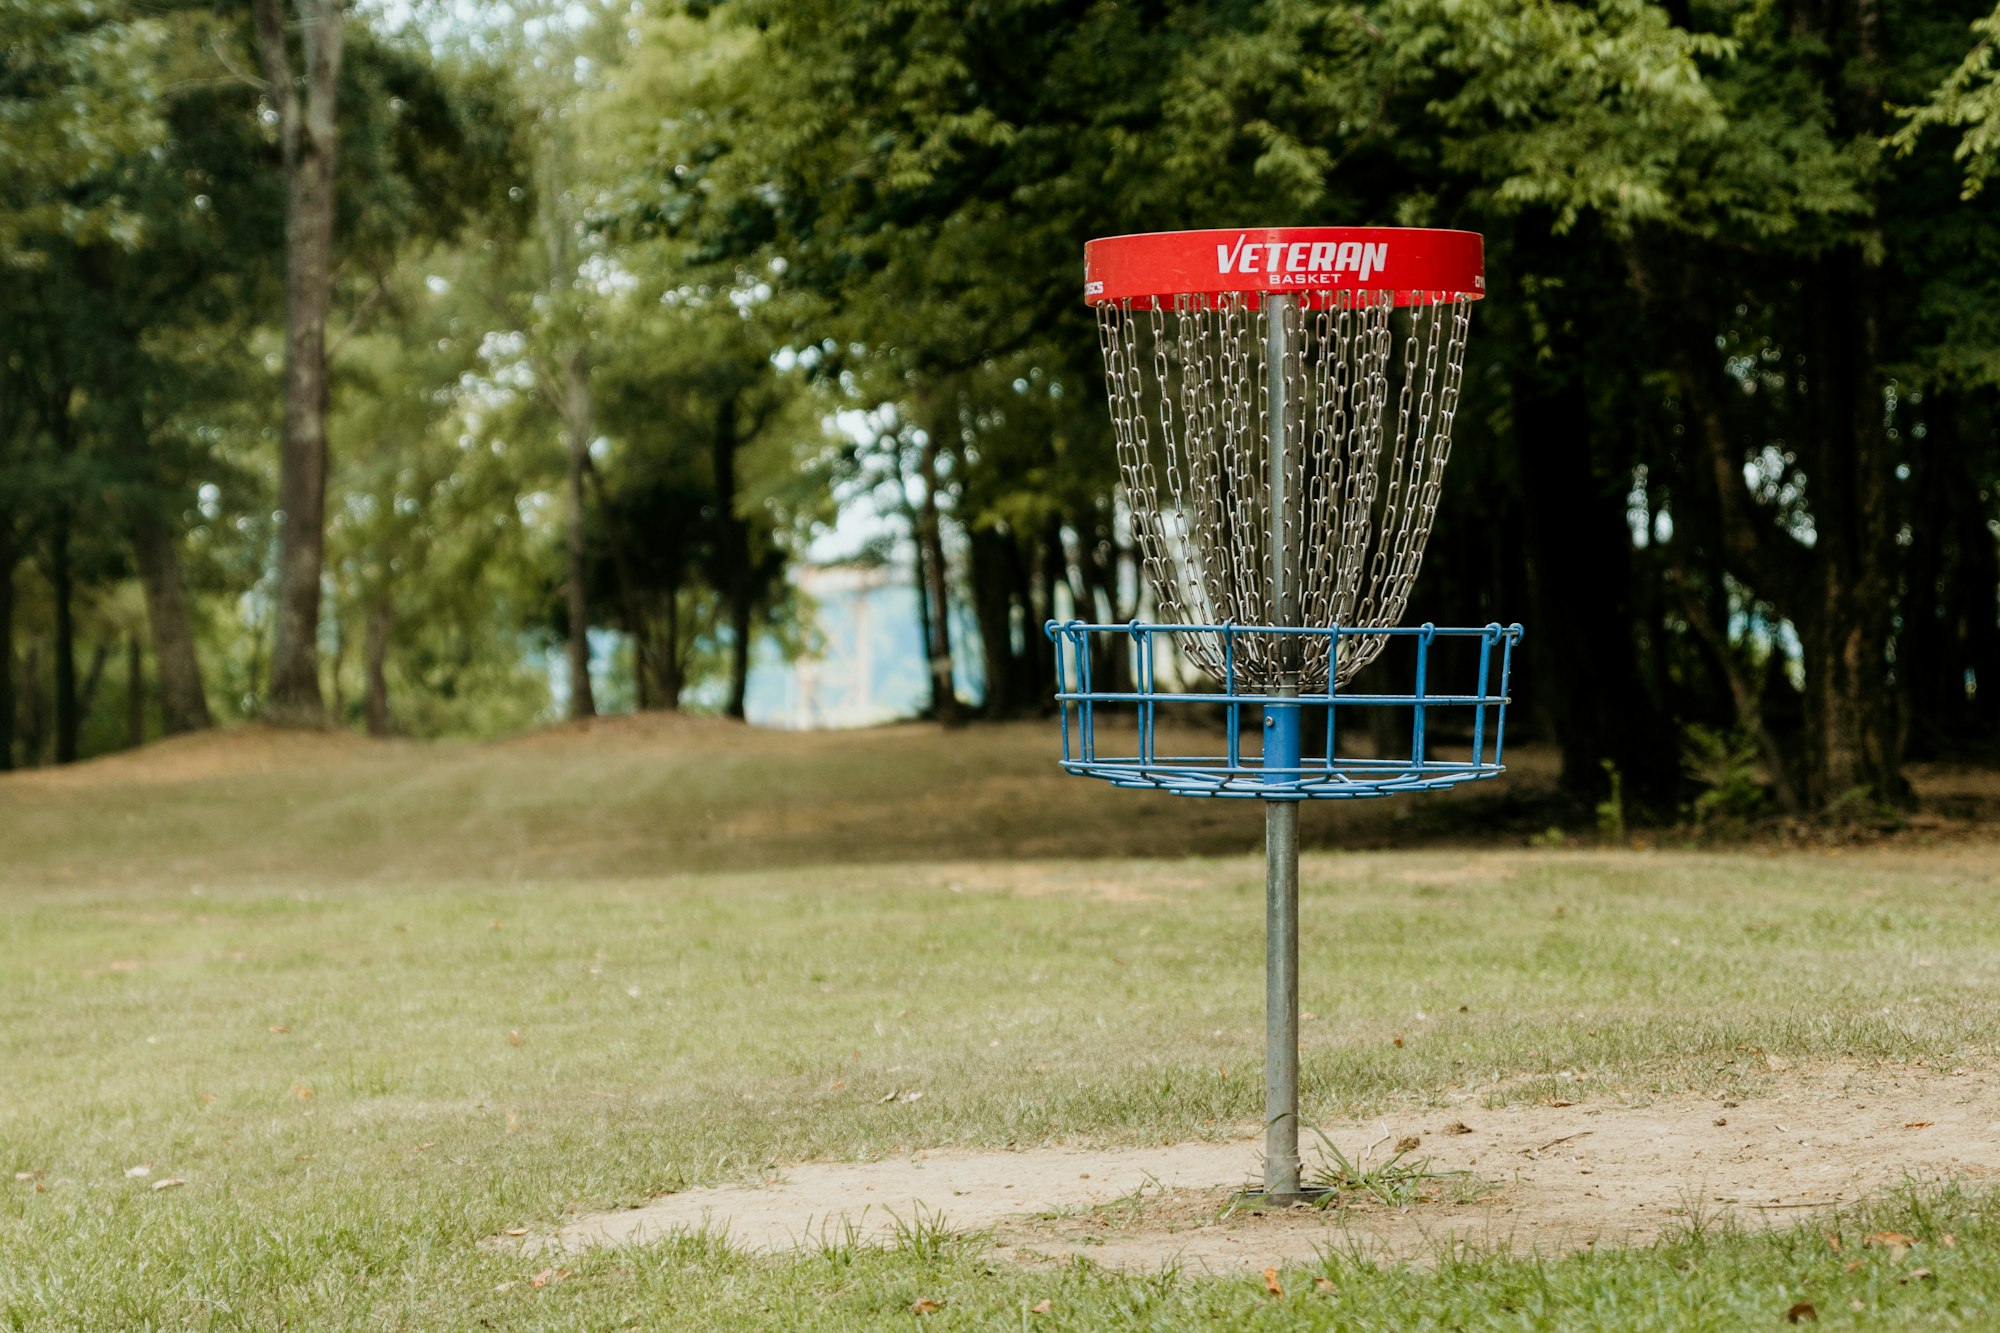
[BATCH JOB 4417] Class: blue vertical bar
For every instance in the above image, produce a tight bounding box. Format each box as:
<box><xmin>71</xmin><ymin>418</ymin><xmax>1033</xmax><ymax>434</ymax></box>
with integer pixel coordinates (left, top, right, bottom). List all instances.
<box><xmin>1323</xmin><ymin>626</ymin><xmax>1339</xmax><ymax>770</ymax></box>
<box><xmin>1493</xmin><ymin>625</ymin><xmax>1519</xmax><ymax>765</ymax></box>
<box><xmin>1075</xmin><ymin>624</ymin><xmax>1095</xmax><ymax>763</ymax></box>
<box><xmin>1410</xmin><ymin>624</ymin><xmax>1435</xmax><ymax>767</ymax></box>
<box><xmin>1224</xmin><ymin>623</ymin><xmax>1241</xmax><ymax>770</ymax></box>
<box><xmin>1471</xmin><ymin>625</ymin><xmax>1495</xmax><ymax>768</ymax></box>
<box><xmin>1050</xmin><ymin>622</ymin><xmax>1071</xmax><ymax>762</ymax></box>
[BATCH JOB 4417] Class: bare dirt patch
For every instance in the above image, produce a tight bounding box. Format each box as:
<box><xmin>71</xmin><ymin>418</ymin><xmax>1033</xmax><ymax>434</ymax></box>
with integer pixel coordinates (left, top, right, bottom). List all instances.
<box><xmin>550</xmin><ymin>1064</ymin><xmax>2000</xmax><ymax>1271</ymax></box>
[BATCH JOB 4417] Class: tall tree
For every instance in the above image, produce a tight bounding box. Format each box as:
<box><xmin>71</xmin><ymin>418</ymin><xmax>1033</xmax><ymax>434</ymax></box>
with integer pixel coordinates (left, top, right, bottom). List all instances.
<box><xmin>252</xmin><ymin>0</ymin><xmax>345</xmax><ymax>724</ymax></box>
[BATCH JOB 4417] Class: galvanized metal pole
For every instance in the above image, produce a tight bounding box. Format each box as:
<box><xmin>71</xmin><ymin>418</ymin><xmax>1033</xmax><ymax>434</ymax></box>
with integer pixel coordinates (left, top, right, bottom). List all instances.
<box><xmin>1262</xmin><ymin>294</ymin><xmax>1303</xmax><ymax>1199</ymax></box>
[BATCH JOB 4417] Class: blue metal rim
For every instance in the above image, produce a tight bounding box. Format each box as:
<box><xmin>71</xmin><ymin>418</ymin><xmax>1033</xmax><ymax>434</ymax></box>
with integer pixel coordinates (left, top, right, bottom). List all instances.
<box><xmin>1045</xmin><ymin>619</ymin><xmax>1524</xmax><ymax>801</ymax></box>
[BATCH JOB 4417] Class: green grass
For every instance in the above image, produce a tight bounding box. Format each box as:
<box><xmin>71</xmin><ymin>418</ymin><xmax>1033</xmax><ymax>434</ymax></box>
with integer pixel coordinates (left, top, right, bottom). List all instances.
<box><xmin>5</xmin><ymin>727</ymin><xmax>2000</xmax><ymax>1328</ymax></box>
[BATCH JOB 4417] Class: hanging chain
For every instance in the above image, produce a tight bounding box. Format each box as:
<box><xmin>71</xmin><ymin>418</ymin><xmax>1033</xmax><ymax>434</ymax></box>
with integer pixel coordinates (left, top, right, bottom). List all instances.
<box><xmin>1095</xmin><ymin>287</ymin><xmax>1474</xmax><ymax>688</ymax></box>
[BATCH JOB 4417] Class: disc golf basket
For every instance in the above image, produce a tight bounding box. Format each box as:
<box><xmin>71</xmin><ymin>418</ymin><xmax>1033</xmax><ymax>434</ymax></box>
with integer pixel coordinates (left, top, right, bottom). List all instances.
<box><xmin>1048</xmin><ymin>227</ymin><xmax>1523</xmax><ymax>1202</ymax></box>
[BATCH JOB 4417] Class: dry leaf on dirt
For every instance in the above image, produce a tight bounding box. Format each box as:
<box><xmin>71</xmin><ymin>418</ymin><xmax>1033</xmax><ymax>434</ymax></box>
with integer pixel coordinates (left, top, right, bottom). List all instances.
<box><xmin>1903</xmin><ymin>1121</ymin><xmax>1933</xmax><ymax>1129</ymax></box>
<box><xmin>529</xmin><ymin>1267</ymin><xmax>567</xmax><ymax>1289</ymax></box>
<box><xmin>1029</xmin><ymin>1299</ymin><xmax>1052</xmax><ymax>1315</ymax></box>
<box><xmin>1394</xmin><ymin>1136</ymin><xmax>1421</xmax><ymax>1154</ymax></box>
<box><xmin>1784</xmin><ymin>1301</ymin><xmax>1817</xmax><ymax>1323</ymax></box>
<box><xmin>911</xmin><ymin>1298</ymin><xmax>945</xmax><ymax>1315</ymax></box>
<box><xmin>1262</xmin><ymin>1267</ymin><xmax>1283</xmax><ymax>1297</ymax></box>
<box><xmin>1443</xmin><ymin>1121</ymin><xmax>1474</xmax><ymax>1136</ymax></box>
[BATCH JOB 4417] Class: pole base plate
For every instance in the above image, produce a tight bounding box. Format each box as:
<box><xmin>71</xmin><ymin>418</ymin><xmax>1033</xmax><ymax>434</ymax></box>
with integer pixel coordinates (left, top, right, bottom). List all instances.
<box><xmin>1235</xmin><ymin>1185</ymin><xmax>1336</xmax><ymax>1210</ymax></box>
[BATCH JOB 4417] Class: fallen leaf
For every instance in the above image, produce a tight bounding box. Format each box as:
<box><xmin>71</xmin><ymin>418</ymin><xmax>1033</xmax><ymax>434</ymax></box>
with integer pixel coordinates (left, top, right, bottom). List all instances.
<box><xmin>412</xmin><ymin>1142</ymin><xmax>436</xmax><ymax>1153</ymax></box>
<box><xmin>1826</xmin><ymin>1233</ymin><xmax>1842</xmax><ymax>1252</ymax></box>
<box><xmin>828</xmin><ymin>1080</ymin><xmax>847</xmax><ymax>1092</ymax></box>
<box><xmin>1941</xmin><ymin>1233</ymin><xmax>1956</xmax><ymax>1248</ymax></box>
<box><xmin>1391</xmin><ymin>1036</ymin><xmax>1404</xmax><ymax>1048</ymax></box>
<box><xmin>1714</xmin><ymin>1118</ymin><xmax>1728</xmax><ymax>1127</ymax></box>
<box><xmin>1850</xmin><ymin>1300</ymin><xmax>1864</xmax><ymax>1312</ymax></box>
<box><xmin>1903</xmin><ymin>1121</ymin><xmax>1933</xmax><ymax>1130</ymax></box>
<box><xmin>14</xmin><ymin>1171</ymin><xmax>41</xmax><ymax>1182</ymax></box>
<box><xmin>508</xmin><ymin>1030</ymin><xmax>525</xmax><ymax>1047</ymax></box>
<box><xmin>1903</xmin><ymin>1267</ymin><xmax>1934</xmax><ymax>1283</ymax></box>
<box><xmin>1865</xmin><ymin>1231</ymin><xmax>1916</xmax><ymax>1249</ymax></box>
<box><xmin>1394</xmin><ymin>1135</ymin><xmax>1421</xmax><ymax>1154</ymax></box>
<box><xmin>1443</xmin><ymin>1121</ymin><xmax>1474</xmax><ymax>1136</ymax></box>
<box><xmin>199</xmin><ymin>1092</ymin><xmax>217</xmax><ymax>1105</ymax></box>
<box><xmin>1029</xmin><ymin>1299</ymin><xmax>1052</xmax><ymax>1315</ymax></box>
<box><xmin>489</xmin><ymin>920</ymin><xmax>505</xmax><ymax>931</ymax></box>
<box><xmin>124</xmin><ymin>1165</ymin><xmax>152</xmax><ymax>1179</ymax></box>
<box><xmin>911</xmin><ymin>1298</ymin><xmax>944</xmax><ymax>1315</ymax></box>
<box><xmin>505</xmin><ymin>1227</ymin><xmax>528</xmax><ymax>1237</ymax></box>
<box><xmin>880</xmin><ymin>1091</ymin><xmax>898</xmax><ymax>1104</ymax></box>
<box><xmin>529</xmin><ymin>1268</ymin><xmax>567</xmax><ymax>1290</ymax></box>
<box><xmin>1312</xmin><ymin>1276</ymin><xmax>1336</xmax><ymax>1294</ymax></box>
<box><xmin>1785</xmin><ymin>1301</ymin><xmax>1817</xmax><ymax>1323</ymax></box>
<box><xmin>1263</xmin><ymin>1267</ymin><xmax>1284</xmax><ymax>1297</ymax></box>
<box><xmin>494</xmin><ymin>1282</ymin><xmax>516</xmax><ymax>1294</ymax></box>
<box><xmin>151</xmin><ymin>1178</ymin><xmax>186</xmax><ymax>1191</ymax></box>
<box><xmin>268</xmin><ymin>1025</ymin><xmax>290</xmax><ymax>1035</ymax></box>
<box><xmin>1538</xmin><ymin>1098</ymin><xmax>1577</xmax><ymax>1108</ymax></box>
<box><xmin>1845</xmin><ymin>1260</ymin><xmax>1865</xmax><ymax>1273</ymax></box>
<box><xmin>291</xmin><ymin>1084</ymin><xmax>315</xmax><ymax>1101</ymax></box>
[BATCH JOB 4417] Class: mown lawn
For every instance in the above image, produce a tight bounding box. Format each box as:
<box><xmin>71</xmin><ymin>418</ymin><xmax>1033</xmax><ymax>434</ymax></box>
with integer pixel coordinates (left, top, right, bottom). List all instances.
<box><xmin>4</xmin><ymin>725</ymin><xmax>2000</xmax><ymax>1329</ymax></box>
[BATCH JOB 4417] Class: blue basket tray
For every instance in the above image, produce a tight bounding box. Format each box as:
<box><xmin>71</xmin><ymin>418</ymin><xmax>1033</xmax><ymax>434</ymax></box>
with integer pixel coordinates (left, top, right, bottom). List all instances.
<box><xmin>1045</xmin><ymin>620</ymin><xmax>1524</xmax><ymax>800</ymax></box>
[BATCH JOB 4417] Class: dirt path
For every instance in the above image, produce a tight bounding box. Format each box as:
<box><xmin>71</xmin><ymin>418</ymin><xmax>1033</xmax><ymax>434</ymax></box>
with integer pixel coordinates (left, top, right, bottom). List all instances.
<box><xmin>552</xmin><ymin>1064</ymin><xmax>2000</xmax><ymax>1271</ymax></box>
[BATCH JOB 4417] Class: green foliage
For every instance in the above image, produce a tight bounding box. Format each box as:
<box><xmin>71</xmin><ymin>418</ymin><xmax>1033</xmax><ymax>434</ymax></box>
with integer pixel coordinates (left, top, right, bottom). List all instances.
<box><xmin>1683</xmin><ymin>725</ymin><xmax>1771</xmax><ymax>826</ymax></box>
<box><xmin>1893</xmin><ymin>4</ymin><xmax>2000</xmax><ymax>199</ymax></box>
<box><xmin>0</xmin><ymin>0</ymin><xmax>171</xmax><ymax>266</ymax></box>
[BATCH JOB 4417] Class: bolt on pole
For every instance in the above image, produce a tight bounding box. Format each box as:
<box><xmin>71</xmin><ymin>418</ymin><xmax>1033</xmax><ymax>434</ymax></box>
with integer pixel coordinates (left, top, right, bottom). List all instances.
<box><xmin>1262</xmin><ymin>294</ymin><xmax>1303</xmax><ymax>1199</ymax></box>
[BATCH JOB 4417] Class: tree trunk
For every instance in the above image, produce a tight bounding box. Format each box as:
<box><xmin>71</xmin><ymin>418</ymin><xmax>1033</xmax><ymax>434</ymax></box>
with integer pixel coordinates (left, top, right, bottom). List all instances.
<box><xmin>51</xmin><ymin>508</ymin><xmax>78</xmax><ymax>765</ymax></box>
<box><xmin>20</xmin><ymin>643</ymin><xmax>44</xmax><ymax>767</ymax></box>
<box><xmin>77</xmin><ymin>641</ymin><xmax>111</xmax><ymax>730</ymax></box>
<box><xmin>1796</xmin><ymin>251</ymin><xmax>1908</xmax><ymax>811</ymax></box>
<box><xmin>915</xmin><ymin>433</ymin><xmax>961</xmax><ymax>726</ymax></box>
<box><xmin>968</xmin><ymin>524</ymin><xmax>1018</xmax><ymax>718</ymax></box>
<box><xmin>1511</xmin><ymin>348</ymin><xmax>1677</xmax><ymax>812</ymax></box>
<box><xmin>660</xmin><ymin>586</ymin><xmax>686</xmax><ymax>710</ymax></box>
<box><xmin>559</xmin><ymin>350</ymin><xmax>596</xmax><ymax>719</ymax></box>
<box><xmin>709</xmin><ymin>396</ymin><xmax>755</xmax><ymax>721</ymax></box>
<box><xmin>131</xmin><ymin>504</ymin><xmax>213</xmax><ymax>734</ymax></box>
<box><xmin>127</xmin><ymin>635</ymin><xmax>144</xmax><ymax>749</ymax></box>
<box><xmin>0</xmin><ymin>522</ymin><xmax>14</xmax><ymax>771</ymax></box>
<box><xmin>254</xmin><ymin>0</ymin><xmax>345</xmax><ymax>726</ymax></box>
<box><xmin>363</xmin><ymin>596</ymin><xmax>391</xmax><ymax>737</ymax></box>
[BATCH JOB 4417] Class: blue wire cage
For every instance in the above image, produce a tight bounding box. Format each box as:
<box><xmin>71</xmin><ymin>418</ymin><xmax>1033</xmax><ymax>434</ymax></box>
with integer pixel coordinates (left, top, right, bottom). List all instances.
<box><xmin>1046</xmin><ymin>620</ymin><xmax>1524</xmax><ymax>800</ymax></box>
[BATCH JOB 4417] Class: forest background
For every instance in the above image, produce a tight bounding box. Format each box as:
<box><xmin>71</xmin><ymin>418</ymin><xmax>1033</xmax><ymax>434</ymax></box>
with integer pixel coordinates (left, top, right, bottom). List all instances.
<box><xmin>6</xmin><ymin>0</ymin><xmax>2000</xmax><ymax>821</ymax></box>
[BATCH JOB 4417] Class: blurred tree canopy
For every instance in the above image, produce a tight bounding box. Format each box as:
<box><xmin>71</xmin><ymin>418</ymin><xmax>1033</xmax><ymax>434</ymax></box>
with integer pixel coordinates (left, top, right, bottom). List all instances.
<box><xmin>3</xmin><ymin>0</ymin><xmax>1997</xmax><ymax>822</ymax></box>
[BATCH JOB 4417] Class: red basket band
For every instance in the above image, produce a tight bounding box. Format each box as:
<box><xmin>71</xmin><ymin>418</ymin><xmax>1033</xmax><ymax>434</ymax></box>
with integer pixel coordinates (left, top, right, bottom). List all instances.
<box><xmin>1084</xmin><ymin>227</ymin><xmax>1483</xmax><ymax>306</ymax></box>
